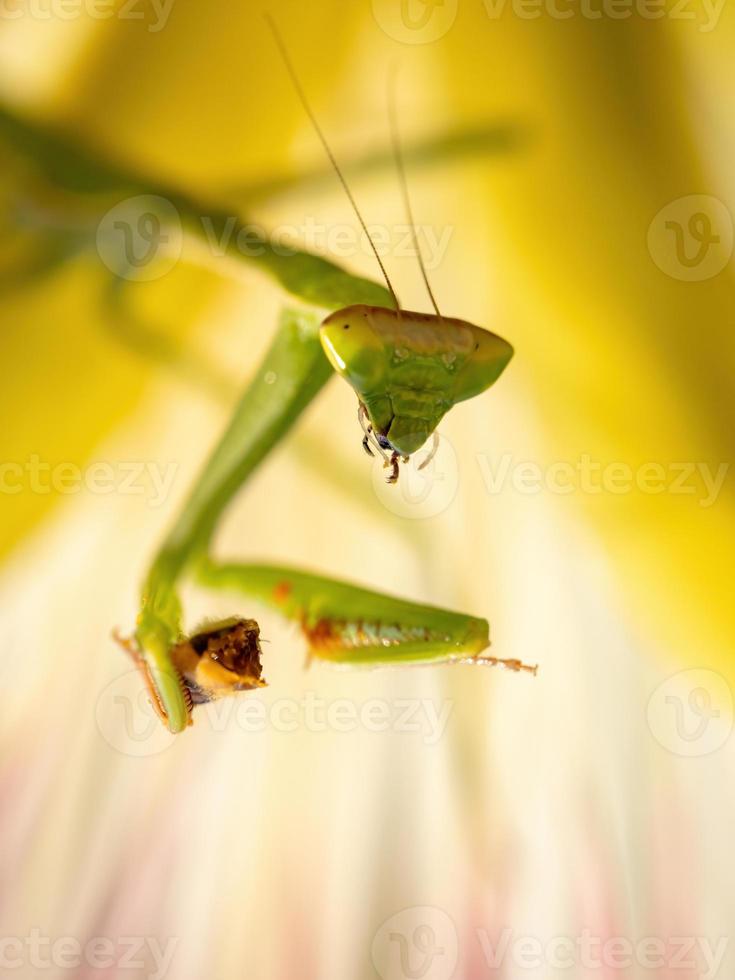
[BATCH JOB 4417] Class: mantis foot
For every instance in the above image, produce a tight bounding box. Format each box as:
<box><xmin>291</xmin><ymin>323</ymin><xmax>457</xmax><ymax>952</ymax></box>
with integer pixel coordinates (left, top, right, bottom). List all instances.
<box><xmin>418</xmin><ymin>432</ymin><xmax>439</xmax><ymax>471</ymax></box>
<box><xmin>386</xmin><ymin>451</ymin><xmax>400</xmax><ymax>484</ymax></box>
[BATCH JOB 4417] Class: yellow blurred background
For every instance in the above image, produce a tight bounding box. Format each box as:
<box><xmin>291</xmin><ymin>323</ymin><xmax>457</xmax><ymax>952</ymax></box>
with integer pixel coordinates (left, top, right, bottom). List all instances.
<box><xmin>1</xmin><ymin>0</ymin><xmax>734</xmax><ymax>977</ymax></box>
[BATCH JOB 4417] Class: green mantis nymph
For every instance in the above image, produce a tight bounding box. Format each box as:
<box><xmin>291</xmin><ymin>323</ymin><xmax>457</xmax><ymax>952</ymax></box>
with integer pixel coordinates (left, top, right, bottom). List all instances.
<box><xmin>0</xmin><ymin>38</ymin><xmax>534</xmax><ymax>735</ymax></box>
<box><xmin>268</xmin><ymin>17</ymin><xmax>514</xmax><ymax>483</ymax></box>
<box><xmin>109</xmin><ymin>28</ymin><xmax>533</xmax><ymax>735</ymax></box>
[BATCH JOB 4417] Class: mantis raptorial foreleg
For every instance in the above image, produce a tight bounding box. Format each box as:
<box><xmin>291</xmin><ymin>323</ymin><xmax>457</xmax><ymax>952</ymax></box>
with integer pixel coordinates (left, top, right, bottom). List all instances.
<box><xmin>197</xmin><ymin>561</ymin><xmax>504</xmax><ymax>670</ymax></box>
<box><xmin>131</xmin><ymin>307</ymin><xmax>333</xmax><ymax>731</ymax></box>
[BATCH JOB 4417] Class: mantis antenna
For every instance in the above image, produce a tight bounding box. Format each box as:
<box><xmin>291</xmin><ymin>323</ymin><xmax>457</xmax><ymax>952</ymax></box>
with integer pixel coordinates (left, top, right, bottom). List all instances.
<box><xmin>265</xmin><ymin>13</ymin><xmax>401</xmax><ymax>312</ymax></box>
<box><xmin>387</xmin><ymin>64</ymin><xmax>442</xmax><ymax>318</ymax></box>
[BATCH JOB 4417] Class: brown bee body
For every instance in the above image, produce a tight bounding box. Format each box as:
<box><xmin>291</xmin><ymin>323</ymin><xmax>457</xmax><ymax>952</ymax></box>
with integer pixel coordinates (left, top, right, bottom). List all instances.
<box><xmin>115</xmin><ymin>617</ymin><xmax>264</xmax><ymax>727</ymax></box>
<box><xmin>171</xmin><ymin>618</ymin><xmax>265</xmax><ymax>705</ymax></box>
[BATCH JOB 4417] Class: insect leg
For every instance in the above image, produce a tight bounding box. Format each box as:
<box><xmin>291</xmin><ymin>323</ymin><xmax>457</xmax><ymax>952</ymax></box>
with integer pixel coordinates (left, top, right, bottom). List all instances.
<box><xmin>370</xmin><ymin>429</ymin><xmax>391</xmax><ymax>462</ymax></box>
<box><xmin>357</xmin><ymin>403</ymin><xmax>375</xmax><ymax>457</ymax></box>
<box><xmin>113</xmin><ymin>629</ymin><xmax>193</xmax><ymax>724</ymax></box>
<box><xmin>359</xmin><ymin>405</ymin><xmax>391</xmax><ymax>462</ymax></box>
<box><xmin>386</xmin><ymin>451</ymin><xmax>400</xmax><ymax>484</ymax></box>
<box><xmin>475</xmin><ymin>652</ymin><xmax>538</xmax><ymax>675</ymax></box>
<box><xmin>418</xmin><ymin>432</ymin><xmax>440</xmax><ymax>471</ymax></box>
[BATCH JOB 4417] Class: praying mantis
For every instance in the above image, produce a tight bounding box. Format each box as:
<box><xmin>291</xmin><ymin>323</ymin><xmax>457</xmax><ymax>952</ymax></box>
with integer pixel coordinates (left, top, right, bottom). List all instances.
<box><xmin>116</xmin><ymin>19</ymin><xmax>533</xmax><ymax>734</ymax></box>
<box><xmin>0</xmin><ymin>6</ymin><xmax>535</xmax><ymax>731</ymax></box>
<box><xmin>0</xmin><ymin>93</ymin><xmax>534</xmax><ymax>735</ymax></box>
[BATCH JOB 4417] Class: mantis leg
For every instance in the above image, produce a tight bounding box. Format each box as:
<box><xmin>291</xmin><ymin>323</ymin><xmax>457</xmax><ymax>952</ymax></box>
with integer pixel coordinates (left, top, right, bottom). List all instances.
<box><xmin>358</xmin><ymin>402</ymin><xmax>392</xmax><ymax>462</ymax></box>
<box><xmin>357</xmin><ymin>403</ymin><xmax>375</xmax><ymax>457</ymax></box>
<box><xmin>134</xmin><ymin>307</ymin><xmax>334</xmax><ymax>731</ymax></box>
<box><xmin>196</xmin><ymin>561</ymin><xmax>493</xmax><ymax>668</ymax></box>
<box><xmin>418</xmin><ymin>432</ymin><xmax>440</xmax><ymax>471</ymax></box>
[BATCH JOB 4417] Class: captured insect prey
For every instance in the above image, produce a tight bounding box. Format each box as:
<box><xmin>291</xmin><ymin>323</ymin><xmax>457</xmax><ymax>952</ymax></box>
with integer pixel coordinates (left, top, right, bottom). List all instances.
<box><xmin>265</xmin><ymin>16</ymin><xmax>515</xmax><ymax>484</ymax></box>
<box><xmin>116</xmin><ymin>618</ymin><xmax>264</xmax><ymax>727</ymax></box>
<box><xmin>170</xmin><ymin>618</ymin><xmax>265</xmax><ymax>706</ymax></box>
